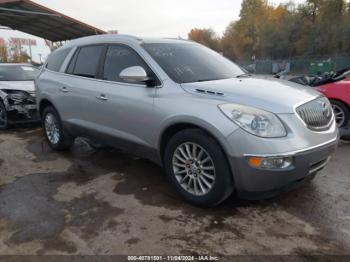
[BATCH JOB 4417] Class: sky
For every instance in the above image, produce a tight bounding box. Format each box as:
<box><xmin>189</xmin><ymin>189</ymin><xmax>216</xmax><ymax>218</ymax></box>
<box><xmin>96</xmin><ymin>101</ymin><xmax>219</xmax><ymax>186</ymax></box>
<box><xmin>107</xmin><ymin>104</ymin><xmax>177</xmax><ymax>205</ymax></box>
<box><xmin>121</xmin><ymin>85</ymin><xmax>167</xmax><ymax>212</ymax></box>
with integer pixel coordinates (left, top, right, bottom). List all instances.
<box><xmin>33</xmin><ymin>0</ymin><xmax>306</xmax><ymax>37</ymax></box>
<box><xmin>0</xmin><ymin>0</ymin><xmax>306</xmax><ymax>63</ymax></box>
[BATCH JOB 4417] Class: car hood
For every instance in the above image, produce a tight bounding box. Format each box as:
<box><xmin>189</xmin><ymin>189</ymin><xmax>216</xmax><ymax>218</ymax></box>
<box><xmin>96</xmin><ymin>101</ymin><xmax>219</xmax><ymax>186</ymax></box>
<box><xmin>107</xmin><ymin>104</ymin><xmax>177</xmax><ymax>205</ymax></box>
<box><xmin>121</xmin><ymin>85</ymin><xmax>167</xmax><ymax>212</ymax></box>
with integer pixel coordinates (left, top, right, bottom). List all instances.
<box><xmin>0</xmin><ymin>81</ymin><xmax>35</xmax><ymax>92</ymax></box>
<box><xmin>181</xmin><ymin>76</ymin><xmax>321</xmax><ymax>113</ymax></box>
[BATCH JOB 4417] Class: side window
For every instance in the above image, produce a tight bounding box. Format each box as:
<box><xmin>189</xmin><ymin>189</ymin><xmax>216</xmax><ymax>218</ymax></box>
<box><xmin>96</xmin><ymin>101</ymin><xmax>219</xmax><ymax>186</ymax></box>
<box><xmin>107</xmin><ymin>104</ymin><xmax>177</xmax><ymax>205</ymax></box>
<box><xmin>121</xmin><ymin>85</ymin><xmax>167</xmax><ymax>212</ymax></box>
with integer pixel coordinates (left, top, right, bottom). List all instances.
<box><xmin>102</xmin><ymin>45</ymin><xmax>158</xmax><ymax>84</ymax></box>
<box><xmin>46</xmin><ymin>48</ymin><xmax>71</xmax><ymax>72</ymax></box>
<box><xmin>71</xmin><ymin>45</ymin><xmax>104</xmax><ymax>78</ymax></box>
<box><xmin>66</xmin><ymin>49</ymin><xmax>79</xmax><ymax>74</ymax></box>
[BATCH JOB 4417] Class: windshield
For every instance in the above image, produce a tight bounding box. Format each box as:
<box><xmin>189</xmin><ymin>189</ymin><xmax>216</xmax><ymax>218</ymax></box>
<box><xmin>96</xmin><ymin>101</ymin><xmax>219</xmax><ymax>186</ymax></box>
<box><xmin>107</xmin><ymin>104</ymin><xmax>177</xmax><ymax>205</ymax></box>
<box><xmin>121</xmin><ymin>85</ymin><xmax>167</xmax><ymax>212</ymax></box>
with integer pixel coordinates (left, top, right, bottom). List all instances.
<box><xmin>0</xmin><ymin>65</ymin><xmax>39</xmax><ymax>81</ymax></box>
<box><xmin>142</xmin><ymin>42</ymin><xmax>244</xmax><ymax>84</ymax></box>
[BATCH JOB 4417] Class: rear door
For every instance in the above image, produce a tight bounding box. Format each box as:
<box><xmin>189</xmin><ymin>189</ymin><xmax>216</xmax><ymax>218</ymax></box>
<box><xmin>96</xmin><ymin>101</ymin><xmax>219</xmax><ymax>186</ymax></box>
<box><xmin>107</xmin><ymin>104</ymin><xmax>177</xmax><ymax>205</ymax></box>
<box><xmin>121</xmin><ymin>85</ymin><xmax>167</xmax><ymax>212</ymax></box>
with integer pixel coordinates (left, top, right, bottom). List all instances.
<box><xmin>37</xmin><ymin>47</ymin><xmax>72</xmax><ymax>120</ymax></box>
<box><xmin>60</xmin><ymin>45</ymin><xmax>106</xmax><ymax>130</ymax></box>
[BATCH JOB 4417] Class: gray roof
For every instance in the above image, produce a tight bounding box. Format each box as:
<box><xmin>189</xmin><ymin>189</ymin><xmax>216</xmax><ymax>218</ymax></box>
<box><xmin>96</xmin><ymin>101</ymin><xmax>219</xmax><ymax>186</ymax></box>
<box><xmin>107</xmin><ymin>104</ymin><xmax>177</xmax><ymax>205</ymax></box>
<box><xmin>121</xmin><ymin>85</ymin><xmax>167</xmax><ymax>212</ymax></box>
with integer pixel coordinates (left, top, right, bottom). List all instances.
<box><xmin>62</xmin><ymin>34</ymin><xmax>192</xmax><ymax>49</ymax></box>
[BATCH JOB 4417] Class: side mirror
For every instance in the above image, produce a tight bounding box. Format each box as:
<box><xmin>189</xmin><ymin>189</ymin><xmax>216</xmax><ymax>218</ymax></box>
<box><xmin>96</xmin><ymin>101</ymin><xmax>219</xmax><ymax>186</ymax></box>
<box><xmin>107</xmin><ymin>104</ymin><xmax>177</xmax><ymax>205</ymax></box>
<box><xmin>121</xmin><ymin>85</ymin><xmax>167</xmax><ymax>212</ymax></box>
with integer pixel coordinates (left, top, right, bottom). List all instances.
<box><xmin>119</xmin><ymin>66</ymin><xmax>154</xmax><ymax>86</ymax></box>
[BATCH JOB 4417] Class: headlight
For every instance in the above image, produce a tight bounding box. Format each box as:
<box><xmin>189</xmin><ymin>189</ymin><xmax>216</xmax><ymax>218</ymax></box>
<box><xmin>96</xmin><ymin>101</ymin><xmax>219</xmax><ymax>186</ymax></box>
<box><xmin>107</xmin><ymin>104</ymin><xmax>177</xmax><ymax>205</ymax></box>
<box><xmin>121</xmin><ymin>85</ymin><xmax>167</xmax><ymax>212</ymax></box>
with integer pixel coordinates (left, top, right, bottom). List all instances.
<box><xmin>218</xmin><ymin>104</ymin><xmax>287</xmax><ymax>138</ymax></box>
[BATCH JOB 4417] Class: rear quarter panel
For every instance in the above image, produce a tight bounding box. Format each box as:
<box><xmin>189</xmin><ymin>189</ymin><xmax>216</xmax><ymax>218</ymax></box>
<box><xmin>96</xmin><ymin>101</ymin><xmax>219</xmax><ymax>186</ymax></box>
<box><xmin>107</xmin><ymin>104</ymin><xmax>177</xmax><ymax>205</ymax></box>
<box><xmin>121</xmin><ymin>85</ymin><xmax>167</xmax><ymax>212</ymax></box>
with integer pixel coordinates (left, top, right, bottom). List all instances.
<box><xmin>36</xmin><ymin>70</ymin><xmax>79</xmax><ymax>121</ymax></box>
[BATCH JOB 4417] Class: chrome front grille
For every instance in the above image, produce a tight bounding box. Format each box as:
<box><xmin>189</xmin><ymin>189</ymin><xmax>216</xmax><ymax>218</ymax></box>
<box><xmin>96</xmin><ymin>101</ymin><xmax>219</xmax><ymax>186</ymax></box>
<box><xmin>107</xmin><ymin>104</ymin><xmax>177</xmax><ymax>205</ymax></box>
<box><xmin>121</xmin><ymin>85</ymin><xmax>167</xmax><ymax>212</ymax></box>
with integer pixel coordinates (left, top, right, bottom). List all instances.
<box><xmin>296</xmin><ymin>97</ymin><xmax>333</xmax><ymax>131</ymax></box>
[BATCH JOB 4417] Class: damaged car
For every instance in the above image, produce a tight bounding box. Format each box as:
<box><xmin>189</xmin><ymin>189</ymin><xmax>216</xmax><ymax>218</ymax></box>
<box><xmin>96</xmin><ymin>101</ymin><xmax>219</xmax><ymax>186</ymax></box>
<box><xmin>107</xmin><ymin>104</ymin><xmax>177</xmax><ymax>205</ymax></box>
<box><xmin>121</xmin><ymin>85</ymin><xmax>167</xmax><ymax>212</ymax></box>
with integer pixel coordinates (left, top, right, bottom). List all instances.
<box><xmin>0</xmin><ymin>63</ymin><xmax>40</xmax><ymax>130</ymax></box>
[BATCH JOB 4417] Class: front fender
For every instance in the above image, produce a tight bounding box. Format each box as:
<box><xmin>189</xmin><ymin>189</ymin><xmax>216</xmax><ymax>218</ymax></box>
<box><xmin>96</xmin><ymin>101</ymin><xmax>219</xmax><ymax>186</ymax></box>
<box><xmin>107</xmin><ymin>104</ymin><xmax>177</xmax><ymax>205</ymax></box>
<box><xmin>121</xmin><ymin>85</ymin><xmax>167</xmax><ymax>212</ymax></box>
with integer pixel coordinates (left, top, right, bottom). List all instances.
<box><xmin>156</xmin><ymin>114</ymin><xmax>239</xmax><ymax>157</ymax></box>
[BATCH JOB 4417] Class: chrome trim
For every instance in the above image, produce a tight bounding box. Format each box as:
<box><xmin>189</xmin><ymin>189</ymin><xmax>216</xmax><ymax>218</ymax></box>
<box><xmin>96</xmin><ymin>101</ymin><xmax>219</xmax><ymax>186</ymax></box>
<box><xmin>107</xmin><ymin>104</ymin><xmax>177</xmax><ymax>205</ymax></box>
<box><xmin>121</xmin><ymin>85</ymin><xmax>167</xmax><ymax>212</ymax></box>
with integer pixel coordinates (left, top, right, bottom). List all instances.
<box><xmin>46</xmin><ymin>68</ymin><xmax>163</xmax><ymax>89</ymax></box>
<box><xmin>244</xmin><ymin>137</ymin><xmax>338</xmax><ymax>157</ymax></box>
<box><xmin>293</xmin><ymin>96</ymin><xmax>334</xmax><ymax>132</ymax></box>
<box><xmin>45</xmin><ymin>42</ymin><xmax>164</xmax><ymax>89</ymax></box>
<box><xmin>309</xmin><ymin>157</ymin><xmax>331</xmax><ymax>174</ymax></box>
<box><xmin>292</xmin><ymin>96</ymin><xmax>319</xmax><ymax>111</ymax></box>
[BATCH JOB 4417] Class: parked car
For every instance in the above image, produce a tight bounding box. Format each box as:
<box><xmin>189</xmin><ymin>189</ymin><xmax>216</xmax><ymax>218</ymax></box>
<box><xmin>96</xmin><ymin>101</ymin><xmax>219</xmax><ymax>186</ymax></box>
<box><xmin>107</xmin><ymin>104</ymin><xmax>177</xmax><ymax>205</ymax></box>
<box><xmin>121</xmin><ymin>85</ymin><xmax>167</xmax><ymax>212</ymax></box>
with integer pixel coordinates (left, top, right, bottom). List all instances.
<box><xmin>0</xmin><ymin>63</ymin><xmax>40</xmax><ymax>129</ymax></box>
<box><xmin>286</xmin><ymin>68</ymin><xmax>350</xmax><ymax>127</ymax></box>
<box><xmin>36</xmin><ymin>35</ymin><xmax>338</xmax><ymax>206</ymax></box>
<box><xmin>314</xmin><ymin>77</ymin><xmax>350</xmax><ymax>128</ymax></box>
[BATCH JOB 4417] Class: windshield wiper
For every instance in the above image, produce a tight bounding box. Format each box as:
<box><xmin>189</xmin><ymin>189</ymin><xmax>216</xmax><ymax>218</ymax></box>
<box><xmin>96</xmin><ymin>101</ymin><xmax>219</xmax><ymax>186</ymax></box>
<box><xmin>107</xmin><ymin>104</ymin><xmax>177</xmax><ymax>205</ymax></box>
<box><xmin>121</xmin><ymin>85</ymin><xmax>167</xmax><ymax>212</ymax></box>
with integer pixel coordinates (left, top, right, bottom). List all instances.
<box><xmin>236</xmin><ymin>73</ymin><xmax>252</xmax><ymax>78</ymax></box>
<box><xmin>195</xmin><ymin>78</ymin><xmax>222</xmax><ymax>82</ymax></box>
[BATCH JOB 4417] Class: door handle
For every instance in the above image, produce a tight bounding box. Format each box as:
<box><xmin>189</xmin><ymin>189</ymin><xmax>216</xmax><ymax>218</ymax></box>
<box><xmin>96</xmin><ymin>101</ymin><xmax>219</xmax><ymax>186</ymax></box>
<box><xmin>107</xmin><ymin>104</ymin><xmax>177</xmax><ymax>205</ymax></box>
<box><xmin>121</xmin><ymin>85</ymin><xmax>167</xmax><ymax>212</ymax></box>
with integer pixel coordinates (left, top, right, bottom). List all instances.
<box><xmin>96</xmin><ymin>94</ymin><xmax>108</xmax><ymax>101</ymax></box>
<box><xmin>60</xmin><ymin>87</ymin><xmax>69</xmax><ymax>93</ymax></box>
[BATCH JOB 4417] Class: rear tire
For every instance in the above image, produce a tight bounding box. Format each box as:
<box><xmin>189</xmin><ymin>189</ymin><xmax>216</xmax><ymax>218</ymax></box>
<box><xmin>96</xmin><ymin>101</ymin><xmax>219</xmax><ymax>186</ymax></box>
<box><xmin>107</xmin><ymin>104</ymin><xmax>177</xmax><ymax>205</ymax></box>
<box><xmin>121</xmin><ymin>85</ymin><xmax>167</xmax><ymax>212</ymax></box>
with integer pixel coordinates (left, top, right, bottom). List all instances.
<box><xmin>330</xmin><ymin>100</ymin><xmax>350</xmax><ymax>128</ymax></box>
<box><xmin>0</xmin><ymin>100</ymin><xmax>9</xmax><ymax>130</ymax></box>
<box><xmin>163</xmin><ymin>129</ymin><xmax>234</xmax><ymax>207</ymax></box>
<box><xmin>42</xmin><ymin>106</ymin><xmax>73</xmax><ymax>151</ymax></box>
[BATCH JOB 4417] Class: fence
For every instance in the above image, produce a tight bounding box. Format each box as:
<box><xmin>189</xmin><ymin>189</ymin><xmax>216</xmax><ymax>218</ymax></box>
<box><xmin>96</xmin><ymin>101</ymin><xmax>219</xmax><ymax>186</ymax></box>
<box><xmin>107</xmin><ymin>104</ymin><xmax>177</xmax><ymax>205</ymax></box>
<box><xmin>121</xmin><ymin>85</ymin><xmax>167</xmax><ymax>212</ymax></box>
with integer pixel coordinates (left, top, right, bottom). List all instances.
<box><xmin>238</xmin><ymin>55</ymin><xmax>350</xmax><ymax>75</ymax></box>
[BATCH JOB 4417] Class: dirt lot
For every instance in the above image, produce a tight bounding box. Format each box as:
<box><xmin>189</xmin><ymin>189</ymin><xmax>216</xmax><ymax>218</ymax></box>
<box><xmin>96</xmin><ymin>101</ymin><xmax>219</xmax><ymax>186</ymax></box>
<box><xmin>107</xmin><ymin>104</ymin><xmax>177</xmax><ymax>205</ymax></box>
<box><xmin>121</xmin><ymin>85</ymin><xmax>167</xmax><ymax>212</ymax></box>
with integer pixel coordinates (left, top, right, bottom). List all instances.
<box><xmin>0</xmin><ymin>127</ymin><xmax>349</xmax><ymax>256</ymax></box>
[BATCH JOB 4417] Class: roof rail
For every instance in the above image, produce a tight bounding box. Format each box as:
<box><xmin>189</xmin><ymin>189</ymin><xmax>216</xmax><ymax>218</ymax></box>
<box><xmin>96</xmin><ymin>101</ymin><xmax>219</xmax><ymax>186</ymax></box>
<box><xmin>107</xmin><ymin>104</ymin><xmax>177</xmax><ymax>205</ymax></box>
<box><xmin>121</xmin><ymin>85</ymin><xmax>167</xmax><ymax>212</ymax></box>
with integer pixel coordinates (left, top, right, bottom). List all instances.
<box><xmin>109</xmin><ymin>34</ymin><xmax>143</xmax><ymax>41</ymax></box>
<box><xmin>163</xmin><ymin>37</ymin><xmax>189</xmax><ymax>41</ymax></box>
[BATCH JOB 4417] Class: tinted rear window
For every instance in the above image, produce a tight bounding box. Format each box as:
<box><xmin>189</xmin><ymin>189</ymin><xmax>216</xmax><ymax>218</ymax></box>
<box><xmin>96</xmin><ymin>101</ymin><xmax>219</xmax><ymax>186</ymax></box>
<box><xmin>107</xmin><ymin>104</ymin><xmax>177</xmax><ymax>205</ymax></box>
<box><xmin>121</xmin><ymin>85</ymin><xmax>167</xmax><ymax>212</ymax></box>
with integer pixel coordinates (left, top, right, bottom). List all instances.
<box><xmin>66</xmin><ymin>49</ymin><xmax>79</xmax><ymax>74</ymax></box>
<box><xmin>46</xmin><ymin>48</ymin><xmax>71</xmax><ymax>72</ymax></box>
<box><xmin>72</xmin><ymin>45</ymin><xmax>104</xmax><ymax>78</ymax></box>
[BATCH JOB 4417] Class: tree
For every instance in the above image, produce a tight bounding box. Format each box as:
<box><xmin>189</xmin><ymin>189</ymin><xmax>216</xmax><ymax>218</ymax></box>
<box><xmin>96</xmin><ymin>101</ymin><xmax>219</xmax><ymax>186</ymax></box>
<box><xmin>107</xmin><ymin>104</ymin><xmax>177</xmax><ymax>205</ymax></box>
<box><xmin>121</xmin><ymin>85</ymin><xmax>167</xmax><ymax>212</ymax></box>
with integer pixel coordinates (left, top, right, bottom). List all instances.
<box><xmin>7</xmin><ymin>38</ymin><xmax>31</xmax><ymax>63</ymax></box>
<box><xmin>221</xmin><ymin>22</ymin><xmax>239</xmax><ymax>60</ymax></box>
<box><xmin>188</xmin><ymin>28</ymin><xmax>220</xmax><ymax>51</ymax></box>
<box><xmin>259</xmin><ymin>5</ymin><xmax>299</xmax><ymax>59</ymax></box>
<box><xmin>233</xmin><ymin>0</ymin><xmax>268</xmax><ymax>60</ymax></box>
<box><xmin>304</xmin><ymin>0</ymin><xmax>323</xmax><ymax>23</ymax></box>
<box><xmin>11</xmin><ymin>51</ymin><xmax>30</xmax><ymax>63</ymax></box>
<box><xmin>319</xmin><ymin>0</ymin><xmax>346</xmax><ymax>54</ymax></box>
<box><xmin>0</xmin><ymin>43</ymin><xmax>8</xmax><ymax>63</ymax></box>
<box><xmin>188</xmin><ymin>0</ymin><xmax>350</xmax><ymax>61</ymax></box>
<box><xmin>345</xmin><ymin>1</ymin><xmax>350</xmax><ymax>52</ymax></box>
<box><xmin>296</xmin><ymin>0</ymin><xmax>346</xmax><ymax>55</ymax></box>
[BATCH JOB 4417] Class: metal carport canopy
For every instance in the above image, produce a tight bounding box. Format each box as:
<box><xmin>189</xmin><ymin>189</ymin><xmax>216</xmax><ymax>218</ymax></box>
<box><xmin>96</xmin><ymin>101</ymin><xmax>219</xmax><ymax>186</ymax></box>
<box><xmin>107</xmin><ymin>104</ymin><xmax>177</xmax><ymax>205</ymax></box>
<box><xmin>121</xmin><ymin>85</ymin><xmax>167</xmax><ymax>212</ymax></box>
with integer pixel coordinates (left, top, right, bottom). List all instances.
<box><xmin>0</xmin><ymin>0</ymin><xmax>106</xmax><ymax>42</ymax></box>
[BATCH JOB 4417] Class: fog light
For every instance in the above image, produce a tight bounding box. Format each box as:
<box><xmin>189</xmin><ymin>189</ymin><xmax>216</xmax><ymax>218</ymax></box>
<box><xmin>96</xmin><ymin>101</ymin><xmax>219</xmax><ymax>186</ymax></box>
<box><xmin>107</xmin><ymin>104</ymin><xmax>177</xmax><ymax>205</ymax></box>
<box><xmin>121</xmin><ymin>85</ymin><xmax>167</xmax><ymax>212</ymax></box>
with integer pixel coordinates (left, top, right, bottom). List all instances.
<box><xmin>247</xmin><ymin>156</ymin><xmax>293</xmax><ymax>170</ymax></box>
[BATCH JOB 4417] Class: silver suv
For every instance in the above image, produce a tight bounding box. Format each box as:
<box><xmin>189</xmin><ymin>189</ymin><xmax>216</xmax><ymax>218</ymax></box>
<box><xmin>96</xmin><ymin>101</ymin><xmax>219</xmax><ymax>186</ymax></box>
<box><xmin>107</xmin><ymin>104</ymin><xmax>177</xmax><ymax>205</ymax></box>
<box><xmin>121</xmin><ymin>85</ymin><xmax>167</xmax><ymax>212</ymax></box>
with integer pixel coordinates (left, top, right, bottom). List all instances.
<box><xmin>36</xmin><ymin>35</ymin><xmax>338</xmax><ymax>206</ymax></box>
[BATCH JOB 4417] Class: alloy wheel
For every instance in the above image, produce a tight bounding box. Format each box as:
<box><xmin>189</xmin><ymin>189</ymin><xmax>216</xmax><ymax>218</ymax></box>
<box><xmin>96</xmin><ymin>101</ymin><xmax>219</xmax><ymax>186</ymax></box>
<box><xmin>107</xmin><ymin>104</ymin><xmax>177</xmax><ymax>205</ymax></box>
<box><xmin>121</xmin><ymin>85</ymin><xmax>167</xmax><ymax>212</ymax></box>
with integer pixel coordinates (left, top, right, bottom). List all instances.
<box><xmin>45</xmin><ymin>113</ymin><xmax>60</xmax><ymax>144</ymax></box>
<box><xmin>332</xmin><ymin>104</ymin><xmax>346</xmax><ymax>127</ymax></box>
<box><xmin>172</xmin><ymin>142</ymin><xmax>216</xmax><ymax>196</ymax></box>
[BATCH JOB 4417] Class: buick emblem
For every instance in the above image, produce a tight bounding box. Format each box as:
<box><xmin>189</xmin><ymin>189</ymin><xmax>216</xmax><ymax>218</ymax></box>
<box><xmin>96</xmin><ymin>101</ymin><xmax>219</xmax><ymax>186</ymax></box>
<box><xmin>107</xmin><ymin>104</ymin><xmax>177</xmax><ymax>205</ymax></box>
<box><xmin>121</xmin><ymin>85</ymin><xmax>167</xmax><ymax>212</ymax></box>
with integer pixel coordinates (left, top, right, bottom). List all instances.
<box><xmin>316</xmin><ymin>100</ymin><xmax>331</xmax><ymax>118</ymax></box>
<box><xmin>322</xmin><ymin>104</ymin><xmax>331</xmax><ymax>118</ymax></box>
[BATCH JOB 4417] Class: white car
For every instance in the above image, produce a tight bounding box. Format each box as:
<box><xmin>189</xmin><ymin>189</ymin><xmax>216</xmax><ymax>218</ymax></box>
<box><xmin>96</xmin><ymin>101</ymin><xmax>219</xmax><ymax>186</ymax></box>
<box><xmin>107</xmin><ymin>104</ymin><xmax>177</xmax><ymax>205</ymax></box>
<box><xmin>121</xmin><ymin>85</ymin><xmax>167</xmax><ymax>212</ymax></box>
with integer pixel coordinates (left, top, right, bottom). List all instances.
<box><xmin>0</xmin><ymin>63</ymin><xmax>40</xmax><ymax>129</ymax></box>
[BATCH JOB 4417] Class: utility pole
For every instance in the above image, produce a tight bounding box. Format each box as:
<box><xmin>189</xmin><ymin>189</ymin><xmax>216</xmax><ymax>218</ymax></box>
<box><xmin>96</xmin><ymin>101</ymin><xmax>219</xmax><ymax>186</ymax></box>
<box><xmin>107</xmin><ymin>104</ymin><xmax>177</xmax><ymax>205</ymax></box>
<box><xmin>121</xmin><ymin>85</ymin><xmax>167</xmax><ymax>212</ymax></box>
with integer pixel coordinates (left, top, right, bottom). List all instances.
<box><xmin>28</xmin><ymin>40</ymin><xmax>33</xmax><ymax>63</ymax></box>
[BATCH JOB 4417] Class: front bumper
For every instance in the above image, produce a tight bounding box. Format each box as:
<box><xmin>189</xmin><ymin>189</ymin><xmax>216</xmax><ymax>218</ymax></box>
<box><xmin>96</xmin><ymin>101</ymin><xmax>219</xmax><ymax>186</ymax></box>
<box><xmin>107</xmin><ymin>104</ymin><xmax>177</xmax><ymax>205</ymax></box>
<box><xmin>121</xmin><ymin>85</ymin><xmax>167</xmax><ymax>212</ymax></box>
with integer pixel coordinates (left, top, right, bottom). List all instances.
<box><xmin>228</xmin><ymin>137</ymin><xmax>338</xmax><ymax>200</ymax></box>
<box><xmin>7</xmin><ymin>104</ymin><xmax>40</xmax><ymax>124</ymax></box>
<box><xmin>221</xmin><ymin>112</ymin><xmax>339</xmax><ymax>199</ymax></box>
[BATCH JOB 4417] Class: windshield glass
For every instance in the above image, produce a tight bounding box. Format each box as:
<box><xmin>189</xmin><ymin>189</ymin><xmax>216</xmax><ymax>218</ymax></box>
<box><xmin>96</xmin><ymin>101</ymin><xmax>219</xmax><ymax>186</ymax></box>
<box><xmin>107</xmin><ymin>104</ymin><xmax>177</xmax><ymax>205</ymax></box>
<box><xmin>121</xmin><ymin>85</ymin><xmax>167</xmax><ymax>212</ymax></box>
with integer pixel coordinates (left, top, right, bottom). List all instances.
<box><xmin>0</xmin><ymin>65</ymin><xmax>39</xmax><ymax>81</ymax></box>
<box><xmin>142</xmin><ymin>42</ymin><xmax>244</xmax><ymax>84</ymax></box>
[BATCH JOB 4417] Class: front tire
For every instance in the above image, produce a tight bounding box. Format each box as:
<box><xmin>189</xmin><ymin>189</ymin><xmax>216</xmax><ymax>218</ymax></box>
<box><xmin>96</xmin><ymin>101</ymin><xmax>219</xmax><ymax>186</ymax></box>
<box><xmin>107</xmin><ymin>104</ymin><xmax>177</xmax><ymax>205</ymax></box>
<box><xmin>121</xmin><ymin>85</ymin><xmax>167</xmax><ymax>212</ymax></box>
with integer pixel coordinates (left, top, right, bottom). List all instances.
<box><xmin>331</xmin><ymin>100</ymin><xmax>350</xmax><ymax>128</ymax></box>
<box><xmin>164</xmin><ymin>129</ymin><xmax>234</xmax><ymax>207</ymax></box>
<box><xmin>0</xmin><ymin>100</ymin><xmax>9</xmax><ymax>130</ymax></box>
<box><xmin>42</xmin><ymin>106</ymin><xmax>73</xmax><ymax>150</ymax></box>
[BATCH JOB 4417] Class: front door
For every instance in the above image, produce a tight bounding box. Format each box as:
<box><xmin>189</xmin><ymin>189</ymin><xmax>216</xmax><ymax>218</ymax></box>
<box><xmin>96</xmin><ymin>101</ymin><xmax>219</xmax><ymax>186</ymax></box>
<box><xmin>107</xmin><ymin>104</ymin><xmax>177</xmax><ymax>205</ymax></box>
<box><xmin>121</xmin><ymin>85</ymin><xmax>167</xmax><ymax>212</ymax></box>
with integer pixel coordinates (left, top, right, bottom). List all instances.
<box><xmin>84</xmin><ymin>44</ymin><xmax>160</xmax><ymax>151</ymax></box>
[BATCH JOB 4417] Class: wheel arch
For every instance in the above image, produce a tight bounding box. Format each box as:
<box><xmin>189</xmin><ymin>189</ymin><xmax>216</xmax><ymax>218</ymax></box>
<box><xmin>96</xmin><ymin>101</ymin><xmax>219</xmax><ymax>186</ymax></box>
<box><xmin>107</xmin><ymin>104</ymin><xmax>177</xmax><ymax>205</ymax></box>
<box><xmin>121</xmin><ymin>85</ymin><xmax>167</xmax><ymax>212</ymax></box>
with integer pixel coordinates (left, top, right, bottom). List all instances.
<box><xmin>329</xmin><ymin>98</ymin><xmax>350</xmax><ymax>111</ymax></box>
<box><xmin>158</xmin><ymin>122</ymin><xmax>234</xmax><ymax>173</ymax></box>
<box><xmin>38</xmin><ymin>99</ymin><xmax>56</xmax><ymax>118</ymax></box>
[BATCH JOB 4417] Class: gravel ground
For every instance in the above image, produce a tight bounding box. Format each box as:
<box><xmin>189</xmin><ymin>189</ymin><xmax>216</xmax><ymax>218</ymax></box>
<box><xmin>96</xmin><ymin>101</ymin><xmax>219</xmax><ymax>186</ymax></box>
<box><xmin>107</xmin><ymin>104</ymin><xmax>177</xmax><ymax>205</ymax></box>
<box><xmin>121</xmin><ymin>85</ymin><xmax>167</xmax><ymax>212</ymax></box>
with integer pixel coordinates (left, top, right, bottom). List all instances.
<box><xmin>0</xmin><ymin>127</ymin><xmax>349</xmax><ymax>257</ymax></box>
